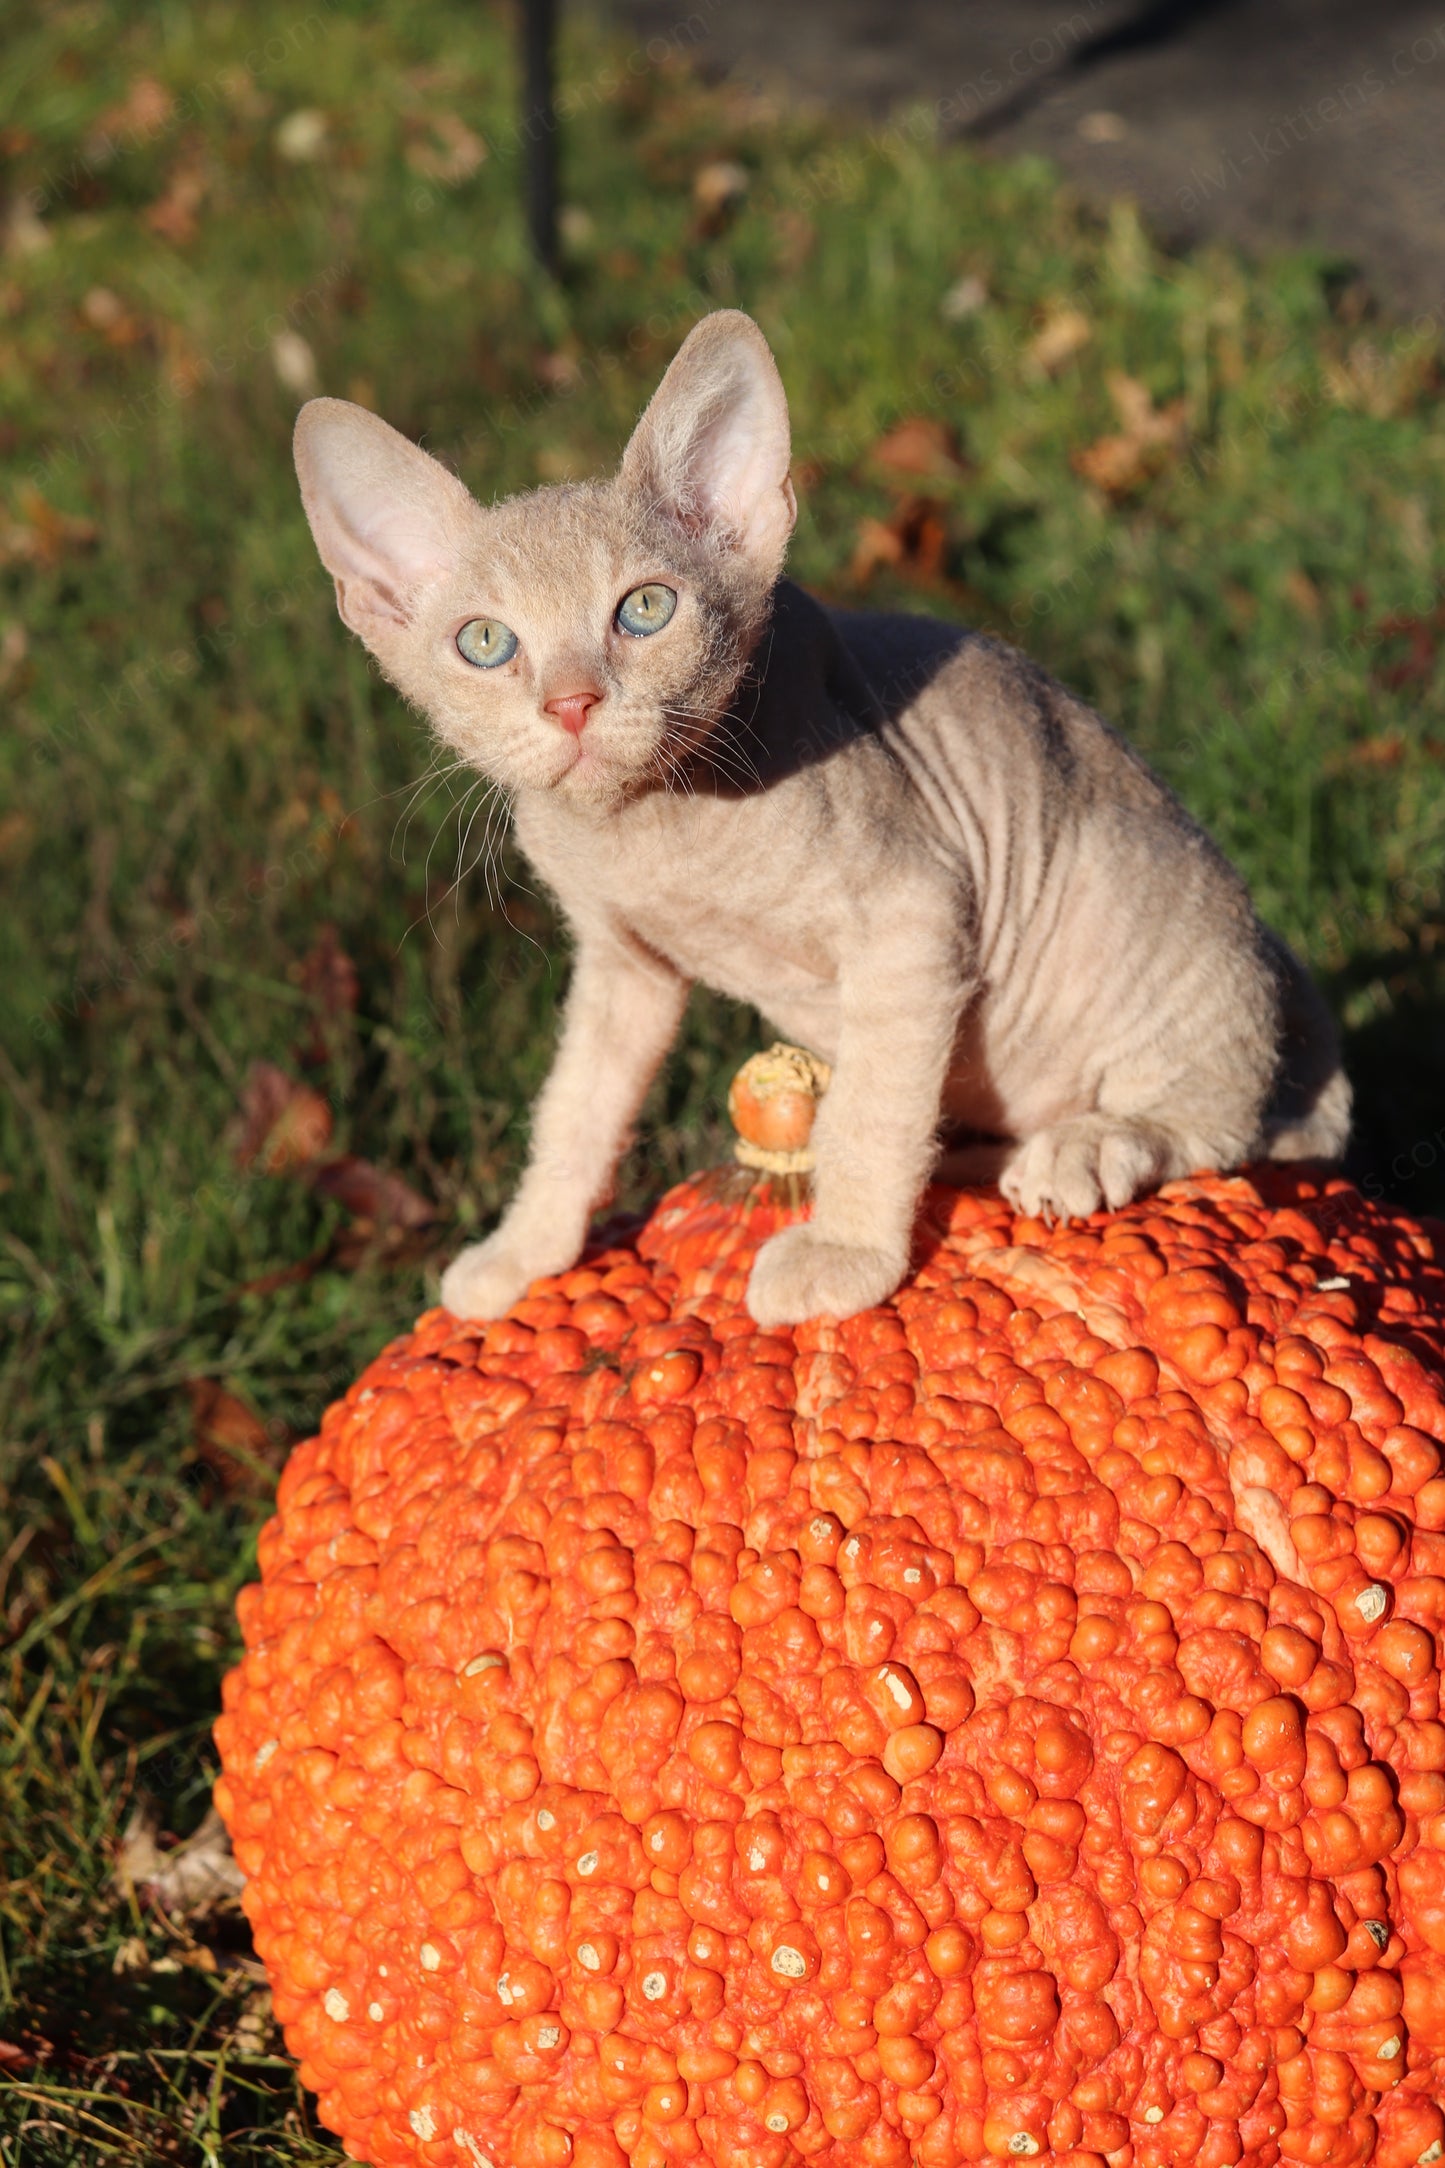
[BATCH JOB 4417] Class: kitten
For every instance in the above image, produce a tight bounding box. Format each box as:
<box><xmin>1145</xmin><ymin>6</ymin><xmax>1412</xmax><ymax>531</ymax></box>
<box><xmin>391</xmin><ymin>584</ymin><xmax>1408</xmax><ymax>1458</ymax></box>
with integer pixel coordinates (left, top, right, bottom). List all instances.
<box><xmin>293</xmin><ymin>310</ymin><xmax>1349</xmax><ymax>1327</ymax></box>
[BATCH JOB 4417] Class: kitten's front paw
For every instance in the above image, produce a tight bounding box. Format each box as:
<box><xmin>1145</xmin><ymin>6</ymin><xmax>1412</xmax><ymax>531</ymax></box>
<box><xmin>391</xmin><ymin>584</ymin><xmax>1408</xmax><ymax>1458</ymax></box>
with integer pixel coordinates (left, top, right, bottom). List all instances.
<box><xmin>1001</xmin><ymin>1115</ymin><xmax>1173</xmax><ymax>1223</ymax></box>
<box><xmin>746</xmin><ymin>1227</ymin><xmax>904</xmax><ymax>1327</ymax></box>
<box><xmin>440</xmin><ymin>1234</ymin><xmax>555</xmax><ymax>1321</ymax></box>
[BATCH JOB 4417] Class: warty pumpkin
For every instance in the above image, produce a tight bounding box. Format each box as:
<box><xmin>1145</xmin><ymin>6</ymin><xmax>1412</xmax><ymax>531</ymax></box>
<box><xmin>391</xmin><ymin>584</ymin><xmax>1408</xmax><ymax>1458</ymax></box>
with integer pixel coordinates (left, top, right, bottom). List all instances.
<box><xmin>215</xmin><ymin>1059</ymin><xmax>1445</xmax><ymax>2168</ymax></box>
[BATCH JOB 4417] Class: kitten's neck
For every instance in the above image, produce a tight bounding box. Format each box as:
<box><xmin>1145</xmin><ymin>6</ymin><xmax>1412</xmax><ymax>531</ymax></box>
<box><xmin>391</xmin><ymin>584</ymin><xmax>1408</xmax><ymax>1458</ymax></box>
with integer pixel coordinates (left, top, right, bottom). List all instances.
<box><xmin>673</xmin><ymin>579</ymin><xmax>881</xmax><ymax>797</ymax></box>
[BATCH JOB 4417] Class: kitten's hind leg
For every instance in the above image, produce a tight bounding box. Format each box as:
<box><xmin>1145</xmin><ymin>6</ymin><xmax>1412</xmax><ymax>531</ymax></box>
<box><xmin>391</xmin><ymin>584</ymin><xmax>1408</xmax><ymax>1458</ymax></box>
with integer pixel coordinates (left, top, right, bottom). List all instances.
<box><xmin>1000</xmin><ymin>1113</ymin><xmax>1188</xmax><ymax>1222</ymax></box>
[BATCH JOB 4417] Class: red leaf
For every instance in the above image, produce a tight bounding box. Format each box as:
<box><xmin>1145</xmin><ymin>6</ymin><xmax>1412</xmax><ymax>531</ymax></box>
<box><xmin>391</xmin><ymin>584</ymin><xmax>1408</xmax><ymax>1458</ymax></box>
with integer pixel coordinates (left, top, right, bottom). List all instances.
<box><xmin>233</xmin><ymin>1061</ymin><xmax>333</xmax><ymax>1174</ymax></box>
<box><xmin>310</xmin><ymin>1154</ymin><xmax>437</xmax><ymax>1229</ymax></box>
<box><xmin>186</xmin><ymin>1379</ymin><xmax>288</xmax><ymax>1494</ymax></box>
<box><xmin>851</xmin><ymin>495</ymin><xmax>951</xmax><ymax>588</ymax></box>
<box><xmin>869</xmin><ymin>416</ymin><xmax>968</xmax><ymax>482</ymax></box>
<box><xmin>300</xmin><ymin>923</ymin><xmax>360</xmax><ymax>1020</ymax></box>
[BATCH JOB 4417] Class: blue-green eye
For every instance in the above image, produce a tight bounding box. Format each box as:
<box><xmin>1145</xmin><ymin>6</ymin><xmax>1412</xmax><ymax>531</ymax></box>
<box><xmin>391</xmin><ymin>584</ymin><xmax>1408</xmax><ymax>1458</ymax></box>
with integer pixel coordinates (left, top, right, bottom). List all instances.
<box><xmin>456</xmin><ymin>618</ymin><xmax>518</xmax><ymax>668</ymax></box>
<box><xmin>616</xmin><ymin>584</ymin><xmax>677</xmax><ymax>637</ymax></box>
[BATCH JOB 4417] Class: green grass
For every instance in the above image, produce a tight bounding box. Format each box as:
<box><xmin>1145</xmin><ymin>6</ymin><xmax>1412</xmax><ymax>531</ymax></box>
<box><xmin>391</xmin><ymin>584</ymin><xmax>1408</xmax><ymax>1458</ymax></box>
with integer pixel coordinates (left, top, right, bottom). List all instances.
<box><xmin>3</xmin><ymin>0</ymin><xmax>1445</xmax><ymax>2157</ymax></box>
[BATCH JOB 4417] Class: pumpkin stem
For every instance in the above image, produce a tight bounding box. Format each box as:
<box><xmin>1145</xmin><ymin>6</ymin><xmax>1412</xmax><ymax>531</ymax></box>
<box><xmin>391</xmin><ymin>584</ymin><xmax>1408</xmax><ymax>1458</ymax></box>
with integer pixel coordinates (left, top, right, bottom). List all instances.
<box><xmin>728</xmin><ymin>1043</ymin><xmax>831</xmax><ymax>1174</ymax></box>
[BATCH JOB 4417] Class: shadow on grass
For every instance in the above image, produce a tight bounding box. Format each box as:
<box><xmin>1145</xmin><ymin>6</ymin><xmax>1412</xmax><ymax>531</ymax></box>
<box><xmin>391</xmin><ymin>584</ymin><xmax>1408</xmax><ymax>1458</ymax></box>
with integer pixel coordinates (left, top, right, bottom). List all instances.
<box><xmin>1337</xmin><ymin>922</ymin><xmax>1445</xmax><ymax>1220</ymax></box>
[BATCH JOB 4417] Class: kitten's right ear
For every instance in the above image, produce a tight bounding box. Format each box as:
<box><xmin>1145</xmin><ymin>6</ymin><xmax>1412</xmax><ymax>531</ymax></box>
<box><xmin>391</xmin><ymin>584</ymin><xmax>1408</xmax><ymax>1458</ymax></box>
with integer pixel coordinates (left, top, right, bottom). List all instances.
<box><xmin>293</xmin><ymin>400</ymin><xmax>473</xmax><ymax>645</ymax></box>
<box><xmin>620</xmin><ymin>311</ymin><xmax>795</xmax><ymax>574</ymax></box>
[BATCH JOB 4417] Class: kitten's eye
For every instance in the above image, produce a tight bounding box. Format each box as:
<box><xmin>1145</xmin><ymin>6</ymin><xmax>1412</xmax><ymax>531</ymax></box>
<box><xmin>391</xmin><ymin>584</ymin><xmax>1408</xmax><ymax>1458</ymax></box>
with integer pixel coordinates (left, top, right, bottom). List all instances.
<box><xmin>616</xmin><ymin>584</ymin><xmax>677</xmax><ymax>637</ymax></box>
<box><xmin>456</xmin><ymin>618</ymin><xmax>518</xmax><ymax>668</ymax></box>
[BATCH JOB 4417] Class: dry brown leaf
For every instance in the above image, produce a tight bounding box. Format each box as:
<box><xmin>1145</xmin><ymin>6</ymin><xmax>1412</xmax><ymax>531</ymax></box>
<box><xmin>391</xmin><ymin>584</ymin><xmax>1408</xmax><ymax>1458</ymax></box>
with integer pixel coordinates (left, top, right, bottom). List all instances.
<box><xmin>1071</xmin><ymin>371</ymin><xmax>1188</xmax><ymax>499</ymax></box>
<box><xmin>310</xmin><ymin>1153</ymin><xmax>438</xmax><ymax>1230</ymax></box>
<box><xmin>1342</xmin><ymin>735</ymin><xmax>1407</xmax><ymax>770</ymax></box>
<box><xmin>535</xmin><ymin>348</ymin><xmax>581</xmax><ymax>392</ymax></box>
<box><xmin>1283</xmin><ymin>567</ymin><xmax>1323</xmax><ymax>622</ymax></box>
<box><xmin>80</xmin><ymin>285</ymin><xmax>146</xmax><ymax>347</ymax></box>
<box><xmin>145</xmin><ymin>162</ymin><xmax>206</xmax><ymax>244</ymax></box>
<box><xmin>3</xmin><ymin>485</ymin><xmax>99</xmax><ymax>567</ymax></box>
<box><xmin>187</xmin><ymin>1379</ymin><xmax>287</xmax><ymax>1493</ymax></box>
<box><xmin>1370</xmin><ymin>601</ymin><xmax>1444</xmax><ymax>690</ymax></box>
<box><xmin>97</xmin><ymin>76</ymin><xmax>174</xmax><ymax>141</ymax></box>
<box><xmin>233</xmin><ymin>1060</ymin><xmax>334</xmax><ymax>1173</ymax></box>
<box><xmin>1028</xmin><ymin>305</ymin><xmax>1092</xmax><ymax>376</ymax></box>
<box><xmin>851</xmin><ymin>496</ymin><xmax>950</xmax><ymax>587</ymax></box>
<box><xmin>405</xmin><ymin>112</ymin><xmax>487</xmax><ymax>184</ymax></box>
<box><xmin>869</xmin><ymin>416</ymin><xmax>969</xmax><ymax>483</ymax></box>
<box><xmin>693</xmin><ymin>159</ymin><xmax>749</xmax><ymax>236</ymax></box>
<box><xmin>790</xmin><ymin>457</ymin><xmax>828</xmax><ymax>497</ymax></box>
<box><xmin>300</xmin><ymin>923</ymin><xmax>359</xmax><ymax>1020</ymax></box>
<box><xmin>694</xmin><ymin>159</ymin><xmax>749</xmax><ymax>215</ymax></box>
<box><xmin>115</xmin><ymin>1800</ymin><xmax>244</xmax><ymax>1917</ymax></box>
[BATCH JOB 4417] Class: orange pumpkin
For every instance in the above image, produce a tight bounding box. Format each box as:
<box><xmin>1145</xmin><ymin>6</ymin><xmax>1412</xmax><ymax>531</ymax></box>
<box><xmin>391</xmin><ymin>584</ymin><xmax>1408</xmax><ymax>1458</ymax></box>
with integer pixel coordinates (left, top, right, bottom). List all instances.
<box><xmin>215</xmin><ymin>1071</ymin><xmax>1445</xmax><ymax>2168</ymax></box>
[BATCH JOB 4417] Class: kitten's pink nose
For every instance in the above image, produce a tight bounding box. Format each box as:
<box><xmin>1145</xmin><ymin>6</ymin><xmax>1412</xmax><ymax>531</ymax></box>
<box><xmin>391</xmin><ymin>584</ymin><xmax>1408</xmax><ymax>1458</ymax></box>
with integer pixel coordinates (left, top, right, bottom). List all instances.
<box><xmin>543</xmin><ymin>688</ymin><xmax>601</xmax><ymax>737</ymax></box>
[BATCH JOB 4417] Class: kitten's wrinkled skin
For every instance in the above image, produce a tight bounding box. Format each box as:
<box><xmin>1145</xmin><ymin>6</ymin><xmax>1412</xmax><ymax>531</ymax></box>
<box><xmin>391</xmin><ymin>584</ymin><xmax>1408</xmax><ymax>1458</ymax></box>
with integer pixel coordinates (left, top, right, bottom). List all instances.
<box><xmin>294</xmin><ymin>311</ymin><xmax>1349</xmax><ymax>1327</ymax></box>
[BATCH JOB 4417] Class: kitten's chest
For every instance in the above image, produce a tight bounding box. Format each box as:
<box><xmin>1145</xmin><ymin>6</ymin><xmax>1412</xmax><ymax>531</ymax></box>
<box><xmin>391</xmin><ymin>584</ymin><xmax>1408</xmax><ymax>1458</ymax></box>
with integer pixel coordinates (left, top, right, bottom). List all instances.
<box><xmin>514</xmin><ymin>789</ymin><xmax>840</xmax><ymax>1005</ymax></box>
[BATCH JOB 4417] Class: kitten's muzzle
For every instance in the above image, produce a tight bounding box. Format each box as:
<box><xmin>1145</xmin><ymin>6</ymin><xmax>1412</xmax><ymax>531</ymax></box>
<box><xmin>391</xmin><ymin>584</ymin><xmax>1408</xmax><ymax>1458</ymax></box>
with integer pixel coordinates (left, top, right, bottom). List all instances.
<box><xmin>544</xmin><ymin>686</ymin><xmax>603</xmax><ymax>737</ymax></box>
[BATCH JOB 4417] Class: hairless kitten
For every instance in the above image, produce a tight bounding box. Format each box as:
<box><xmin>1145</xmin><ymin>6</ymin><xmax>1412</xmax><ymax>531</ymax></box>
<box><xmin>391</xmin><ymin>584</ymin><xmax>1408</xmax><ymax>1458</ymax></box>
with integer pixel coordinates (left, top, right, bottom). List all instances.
<box><xmin>294</xmin><ymin>310</ymin><xmax>1349</xmax><ymax>1327</ymax></box>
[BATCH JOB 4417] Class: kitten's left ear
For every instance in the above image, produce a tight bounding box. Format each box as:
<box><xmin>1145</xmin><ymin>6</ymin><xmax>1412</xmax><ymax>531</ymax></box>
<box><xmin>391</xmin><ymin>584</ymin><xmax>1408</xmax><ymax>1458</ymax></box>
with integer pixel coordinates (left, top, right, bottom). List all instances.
<box><xmin>620</xmin><ymin>311</ymin><xmax>795</xmax><ymax>573</ymax></box>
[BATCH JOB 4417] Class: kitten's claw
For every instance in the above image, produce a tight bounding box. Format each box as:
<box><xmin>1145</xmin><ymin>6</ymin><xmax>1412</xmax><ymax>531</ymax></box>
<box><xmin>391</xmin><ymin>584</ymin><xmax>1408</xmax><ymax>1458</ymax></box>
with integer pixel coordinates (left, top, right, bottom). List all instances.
<box><xmin>746</xmin><ymin>1227</ymin><xmax>905</xmax><ymax>1327</ymax></box>
<box><xmin>440</xmin><ymin>1233</ymin><xmax>557</xmax><ymax>1321</ymax></box>
<box><xmin>1000</xmin><ymin>1115</ymin><xmax>1176</xmax><ymax>1223</ymax></box>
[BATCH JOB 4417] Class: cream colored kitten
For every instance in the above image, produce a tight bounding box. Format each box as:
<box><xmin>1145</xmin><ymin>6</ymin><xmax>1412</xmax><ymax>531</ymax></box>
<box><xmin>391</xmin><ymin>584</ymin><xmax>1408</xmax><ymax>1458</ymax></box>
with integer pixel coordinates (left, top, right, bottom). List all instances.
<box><xmin>294</xmin><ymin>310</ymin><xmax>1349</xmax><ymax>1327</ymax></box>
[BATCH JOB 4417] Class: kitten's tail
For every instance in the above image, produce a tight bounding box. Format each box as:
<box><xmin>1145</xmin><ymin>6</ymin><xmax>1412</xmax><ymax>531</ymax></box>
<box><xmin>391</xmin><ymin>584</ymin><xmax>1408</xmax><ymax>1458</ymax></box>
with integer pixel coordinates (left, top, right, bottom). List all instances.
<box><xmin>1260</xmin><ymin>931</ymin><xmax>1352</xmax><ymax>1163</ymax></box>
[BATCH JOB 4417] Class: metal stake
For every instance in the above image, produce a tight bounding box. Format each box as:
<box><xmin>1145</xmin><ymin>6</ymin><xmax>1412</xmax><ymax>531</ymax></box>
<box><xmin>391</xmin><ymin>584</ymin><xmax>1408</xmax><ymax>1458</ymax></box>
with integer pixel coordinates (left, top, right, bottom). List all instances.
<box><xmin>521</xmin><ymin>0</ymin><xmax>559</xmax><ymax>274</ymax></box>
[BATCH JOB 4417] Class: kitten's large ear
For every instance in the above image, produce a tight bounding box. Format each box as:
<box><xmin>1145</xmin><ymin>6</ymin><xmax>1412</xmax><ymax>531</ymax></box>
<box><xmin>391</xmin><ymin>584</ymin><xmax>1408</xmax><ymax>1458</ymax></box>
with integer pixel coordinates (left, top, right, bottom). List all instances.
<box><xmin>620</xmin><ymin>311</ymin><xmax>795</xmax><ymax>571</ymax></box>
<box><xmin>293</xmin><ymin>399</ymin><xmax>473</xmax><ymax>643</ymax></box>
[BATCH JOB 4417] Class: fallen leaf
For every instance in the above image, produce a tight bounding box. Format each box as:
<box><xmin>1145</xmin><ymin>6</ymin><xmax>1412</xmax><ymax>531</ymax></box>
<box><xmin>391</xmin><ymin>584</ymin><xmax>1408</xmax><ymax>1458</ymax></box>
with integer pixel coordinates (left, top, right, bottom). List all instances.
<box><xmin>115</xmin><ymin>1801</ymin><xmax>244</xmax><ymax>1917</ymax></box>
<box><xmin>1324</xmin><ymin>735</ymin><xmax>1407</xmax><ymax>775</ymax></box>
<box><xmin>405</xmin><ymin>111</ymin><xmax>487</xmax><ymax>184</ymax></box>
<box><xmin>187</xmin><ymin>1378</ymin><xmax>287</xmax><ymax>1493</ymax></box>
<box><xmin>1027</xmin><ymin>305</ymin><xmax>1091</xmax><ymax>376</ymax></box>
<box><xmin>274</xmin><ymin>108</ymin><xmax>329</xmax><ymax>162</ymax></box>
<box><xmin>271</xmin><ymin>328</ymin><xmax>318</xmax><ymax>398</ymax></box>
<box><xmin>233</xmin><ymin>1060</ymin><xmax>334</xmax><ymax>1173</ymax></box>
<box><xmin>940</xmin><ymin>272</ymin><xmax>988</xmax><ymax>323</ymax></box>
<box><xmin>1282</xmin><ymin>567</ymin><xmax>1323</xmax><ymax>622</ymax></box>
<box><xmin>535</xmin><ymin>348</ymin><xmax>581</xmax><ymax>392</ymax></box>
<box><xmin>851</xmin><ymin>495</ymin><xmax>950</xmax><ymax>588</ymax></box>
<box><xmin>1071</xmin><ymin>370</ymin><xmax>1188</xmax><ymax>499</ymax></box>
<box><xmin>145</xmin><ymin>161</ymin><xmax>206</xmax><ymax>244</ymax></box>
<box><xmin>0</xmin><ymin>622</ymin><xmax>28</xmax><ymax>693</ymax></box>
<box><xmin>2</xmin><ymin>485</ymin><xmax>99</xmax><ymax>567</ymax></box>
<box><xmin>1370</xmin><ymin>601</ymin><xmax>1444</xmax><ymax>690</ymax></box>
<box><xmin>300</xmin><ymin>922</ymin><xmax>359</xmax><ymax>1021</ymax></box>
<box><xmin>693</xmin><ymin>159</ymin><xmax>749</xmax><ymax>235</ymax></box>
<box><xmin>80</xmin><ymin>285</ymin><xmax>145</xmax><ymax>346</ymax></box>
<box><xmin>96</xmin><ymin>75</ymin><xmax>174</xmax><ymax>142</ymax></box>
<box><xmin>112</xmin><ymin>1935</ymin><xmax>151</xmax><ymax>1975</ymax></box>
<box><xmin>4</xmin><ymin>199</ymin><xmax>49</xmax><ymax>257</ymax></box>
<box><xmin>869</xmin><ymin>416</ymin><xmax>969</xmax><ymax>483</ymax></box>
<box><xmin>311</xmin><ymin>1154</ymin><xmax>438</xmax><ymax>1229</ymax></box>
